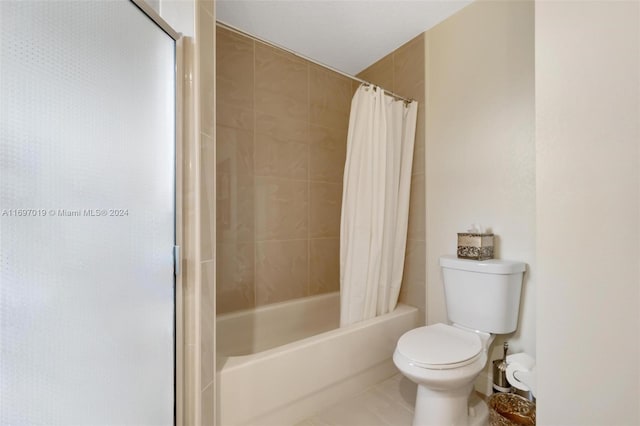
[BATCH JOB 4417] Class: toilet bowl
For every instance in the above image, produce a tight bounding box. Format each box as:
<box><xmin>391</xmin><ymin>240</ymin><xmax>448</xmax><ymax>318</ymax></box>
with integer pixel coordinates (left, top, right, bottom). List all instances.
<box><xmin>394</xmin><ymin>256</ymin><xmax>526</xmax><ymax>426</ymax></box>
<box><xmin>393</xmin><ymin>323</ymin><xmax>494</xmax><ymax>426</ymax></box>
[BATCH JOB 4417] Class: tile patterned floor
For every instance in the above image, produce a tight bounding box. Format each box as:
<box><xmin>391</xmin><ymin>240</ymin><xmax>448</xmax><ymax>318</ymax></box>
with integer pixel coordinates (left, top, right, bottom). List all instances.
<box><xmin>295</xmin><ymin>374</ymin><xmax>417</xmax><ymax>426</ymax></box>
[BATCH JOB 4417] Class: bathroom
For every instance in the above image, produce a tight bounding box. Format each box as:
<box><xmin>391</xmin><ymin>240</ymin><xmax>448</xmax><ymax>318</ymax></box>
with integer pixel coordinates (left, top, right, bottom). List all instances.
<box><xmin>212</xmin><ymin>0</ymin><xmax>535</xmax><ymax>424</ymax></box>
<box><xmin>1</xmin><ymin>0</ymin><xmax>638</xmax><ymax>425</ymax></box>
<box><xmin>197</xmin><ymin>0</ymin><xmax>639</xmax><ymax>423</ymax></box>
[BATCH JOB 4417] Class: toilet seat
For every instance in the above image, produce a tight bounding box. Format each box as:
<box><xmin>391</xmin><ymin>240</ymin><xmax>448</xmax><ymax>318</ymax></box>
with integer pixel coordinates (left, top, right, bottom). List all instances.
<box><xmin>396</xmin><ymin>323</ymin><xmax>483</xmax><ymax>370</ymax></box>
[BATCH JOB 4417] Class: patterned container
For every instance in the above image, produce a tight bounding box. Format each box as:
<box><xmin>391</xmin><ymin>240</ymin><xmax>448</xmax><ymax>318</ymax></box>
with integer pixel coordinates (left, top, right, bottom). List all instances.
<box><xmin>488</xmin><ymin>393</ymin><xmax>536</xmax><ymax>426</ymax></box>
<box><xmin>457</xmin><ymin>233</ymin><xmax>494</xmax><ymax>260</ymax></box>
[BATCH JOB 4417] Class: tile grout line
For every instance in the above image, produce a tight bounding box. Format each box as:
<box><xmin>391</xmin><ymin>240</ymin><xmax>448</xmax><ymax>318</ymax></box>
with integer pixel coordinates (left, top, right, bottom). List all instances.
<box><xmin>254</xmin><ymin>175</ymin><xmax>343</xmax><ymax>185</ymax></box>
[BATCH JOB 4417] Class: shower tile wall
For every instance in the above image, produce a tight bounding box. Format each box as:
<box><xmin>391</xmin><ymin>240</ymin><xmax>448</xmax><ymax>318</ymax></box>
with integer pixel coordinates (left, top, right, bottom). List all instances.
<box><xmin>357</xmin><ymin>34</ymin><xmax>427</xmax><ymax>321</ymax></box>
<box><xmin>198</xmin><ymin>2</ymin><xmax>216</xmax><ymax>424</ymax></box>
<box><xmin>216</xmin><ymin>27</ymin><xmax>351</xmax><ymax>314</ymax></box>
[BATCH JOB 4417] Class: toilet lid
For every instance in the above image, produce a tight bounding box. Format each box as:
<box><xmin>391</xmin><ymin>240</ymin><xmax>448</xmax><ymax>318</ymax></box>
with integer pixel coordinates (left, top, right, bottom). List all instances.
<box><xmin>396</xmin><ymin>323</ymin><xmax>482</xmax><ymax>369</ymax></box>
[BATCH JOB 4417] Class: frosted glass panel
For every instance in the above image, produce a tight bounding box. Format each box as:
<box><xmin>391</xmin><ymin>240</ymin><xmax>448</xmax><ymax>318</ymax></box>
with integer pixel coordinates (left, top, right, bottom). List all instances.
<box><xmin>0</xmin><ymin>1</ymin><xmax>175</xmax><ymax>424</ymax></box>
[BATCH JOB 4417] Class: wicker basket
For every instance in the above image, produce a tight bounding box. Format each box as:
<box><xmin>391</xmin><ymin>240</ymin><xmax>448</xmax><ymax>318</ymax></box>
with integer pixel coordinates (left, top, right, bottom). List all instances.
<box><xmin>488</xmin><ymin>393</ymin><xmax>536</xmax><ymax>426</ymax></box>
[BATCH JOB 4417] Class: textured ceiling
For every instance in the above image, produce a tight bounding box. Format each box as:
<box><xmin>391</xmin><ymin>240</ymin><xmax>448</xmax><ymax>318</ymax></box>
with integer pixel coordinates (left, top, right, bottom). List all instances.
<box><xmin>216</xmin><ymin>0</ymin><xmax>472</xmax><ymax>75</ymax></box>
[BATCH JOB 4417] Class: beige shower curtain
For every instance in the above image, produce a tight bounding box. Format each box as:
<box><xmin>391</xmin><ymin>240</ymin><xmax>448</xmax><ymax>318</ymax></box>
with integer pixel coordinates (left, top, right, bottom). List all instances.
<box><xmin>340</xmin><ymin>84</ymin><xmax>418</xmax><ymax>327</ymax></box>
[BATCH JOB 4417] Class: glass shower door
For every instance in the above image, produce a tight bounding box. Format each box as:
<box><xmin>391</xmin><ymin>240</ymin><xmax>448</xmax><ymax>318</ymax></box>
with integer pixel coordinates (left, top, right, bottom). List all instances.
<box><xmin>0</xmin><ymin>1</ymin><xmax>176</xmax><ymax>424</ymax></box>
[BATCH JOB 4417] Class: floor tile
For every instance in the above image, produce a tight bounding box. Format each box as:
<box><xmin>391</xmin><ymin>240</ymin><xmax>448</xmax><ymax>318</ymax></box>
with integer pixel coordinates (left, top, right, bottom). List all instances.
<box><xmin>296</xmin><ymin>374</ymin><xmax>416</xmax><ymax>426</ymax></box>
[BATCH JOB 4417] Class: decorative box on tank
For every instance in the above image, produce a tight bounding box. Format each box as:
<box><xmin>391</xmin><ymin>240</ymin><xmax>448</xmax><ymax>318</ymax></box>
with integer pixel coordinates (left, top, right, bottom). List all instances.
<box><xmin>457</xmin><ymin>232</ymin><xmax>494</xmax><ymax>260</ymax></box>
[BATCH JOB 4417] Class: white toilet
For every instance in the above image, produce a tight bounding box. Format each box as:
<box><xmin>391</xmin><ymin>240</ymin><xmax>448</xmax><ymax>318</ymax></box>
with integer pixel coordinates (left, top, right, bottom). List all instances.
<box><xmin>393</xmin><ymin>255</ymin><xmax>525</xmax><ymax>426</ymax></box>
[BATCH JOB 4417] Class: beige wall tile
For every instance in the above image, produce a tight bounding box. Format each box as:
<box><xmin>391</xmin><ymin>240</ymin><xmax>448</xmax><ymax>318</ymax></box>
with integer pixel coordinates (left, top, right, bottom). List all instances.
<box><xmin>200</xmin><ymin>133</ymin><xmax>215</xmax><ymax>261</ymax></box>
<box><xmin>216</xmin><ymin>242</ymin><xmax>255</xmax><ymax>314</ymax></box>
<box><xmin>254</xmin><ymin>43</ymin><xmax>309</xmax><ymax>122</ymax></box>
<box><xmin>309</xmin><ymin>238</ymin><xmax>340</xmax><ymax>295</ymax></box>
<box><xmin>309</xmin><ymin>124</ymin><xmax>347</xmax><ymax>183</ymax></box>
<box><xmin>216</xmin><ymin>168</ymin><xmax>254</xmax><ymax>243</ymax></box>
<box><xmin>214</xmin><ymin>23</ymin><xmax>429</xmax><ymax>323</ymax></box>
<box><xmin>412</xmin><ymin>145</ymin><xmax>425</xmax><ymax>176</ymax></box>
<box><xmin>216</xmin><ymin>27</ymin><xmax>253</xmax><ymax>112</ymax></box>
<box><xmin>216</xmin><ymin>126</ymin><xmax>254</xmax><ymax>243</ymax></box>
<box><xmin>407</xmin><ymin>174</ymin><xmax>425</xmax><ymax>241</ymax></box>
<box><xmin>414</xmin><ymin>104</ymin><xmax>425</xmax><ymax>151</ymax></box>
<box><xmin>217</xmin><ymin>77</ymin><xmax>254</xmax><ymax>110</ymax></box>
<box><xmin>255</xmin><ymin>111</ymin><xmax>307</xmax><ymax>144</ymax></box>
<box><xmin>201</xmin><ymin>260</ymin><xmax>215</xmax><ymax>387</ymax></box>
<box><xmin>393</xmin><ymin>34</ymin><xmax>425</xmax><ymax>101</ymax></box>
<box><xmin>216</xmin><ymin>28</ymin><xmax>356</xmax><ymax>314</ymax></box>
<box><xmin>407</xmin><ymin>81</ymin><xmax>425</xmax><ymax>105</ymax></box>
<box><xmin>217</xmin><ymin>102</ymin><xmax>253</xmax><ymax>131</ymax></box>
<box><xmin>216</xmin><ymin>125</ymin><xmax>253</xmax><ymax>176</ymax></box>
<box><xmin>399</xmin><ymin>239</ymin><xmax>426</xmax><ymax>323</ymax></box>
<box><xmin>310</xmin><ymin>182</ymin><xmax>342</xmax><ymax>238</ymax></box>
<box><xmin>412</xmin><ymin>103</ymin><xmax>425</xmax><ymax>176</ymax></box>
<box><xmin>201</xmin><ymin>383</ymin><xmax>215</xmax><ymax>426</ymax></box>
<box><xmin>255</xmin><ymin>240</ymin><xmax>309</xmax><ymax>305</ymax></box>
<box><xmin>255</xmin><ymin>134</ymin><xmax>308</xmax><ymax>179</ymax></box>
<box><xmin>216</xmin><ymin>287</ymin><xmax>256</xmax><ymax>315</ymax></box>
<box><xmin>351</xmin><ymin>80</ymin><xmax>361</xmax><ymax>96</ymax></box>
<box><xmin>255</xmin><ymin>176</ymin><xmax>308</xmax><ymax>240</ymax></box>
<box><xmin>309</xmin><ymin>65</ymin><xmax>352</xmax><ymax>130</ymax></box>
<box><xmin>198</xmin><ymin>4</ymin><xmax>215</xmax><ymax>137</ymax></box>
<box><xmin>183</xmin><ymin>343</ymin><xmax>196</xmax><ymax>426</ymax></box>
<box><xmin>202</xmin><ymin>258</ymin><xmax>216</xmax><ymax>324</ymax></box>
<box><xmin>255</xmin><ymin>43</ymin><xmax>308</xmax><ymax>100</ymax></box>
<box><xmin>254</xmin><ymin>89</ymin><xmax>309</xmax><ymax>123</ymax></box>
<box><xmin>357</xmin><ymin>53</ymin><xmax>394</xmax><ymax>90</ymax></box>
<box><xmin>195</xmin><ymin>5</ymin><xmax>216</xmax><ymax>424</ymax></box>
<box><xmin>216</xmin><ymin>27</ymin><xmax>253</xmax><ymax>83</ymax></box>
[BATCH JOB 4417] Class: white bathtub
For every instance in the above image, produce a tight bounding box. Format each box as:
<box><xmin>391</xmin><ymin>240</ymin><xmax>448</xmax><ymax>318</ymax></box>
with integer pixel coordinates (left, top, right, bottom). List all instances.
<box><xmin>216</xmin><ymin>292</ymin><xmax>420</xmax><ymax>426</ymax></box>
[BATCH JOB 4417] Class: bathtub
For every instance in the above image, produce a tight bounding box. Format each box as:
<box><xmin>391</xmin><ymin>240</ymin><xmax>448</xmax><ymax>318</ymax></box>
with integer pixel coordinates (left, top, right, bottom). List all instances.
<box><xmin>216</xmin><ymin>292</ymin><xmax>420</xmax><ymax>426</ymax></box>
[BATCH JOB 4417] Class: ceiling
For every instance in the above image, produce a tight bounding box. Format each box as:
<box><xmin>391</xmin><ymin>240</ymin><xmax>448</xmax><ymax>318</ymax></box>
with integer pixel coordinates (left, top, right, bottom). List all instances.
<box><xmin>216</xmin><ymin>0</ymin><xmax>472</xmax><ymax>75</ymax></box>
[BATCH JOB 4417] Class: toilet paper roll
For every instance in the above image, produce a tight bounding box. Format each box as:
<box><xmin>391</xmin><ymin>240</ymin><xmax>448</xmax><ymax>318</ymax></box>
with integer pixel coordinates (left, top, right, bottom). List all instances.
<box><xmin>506</xmin><ymin>352</ymin><xmax>536</xmax><ymax>369</ymax></box>
<box><xmin>506</xmin><ymin>362</ymin><xmax>530</xmax><ymax>392</ymax></box>
<box><xmin>505</xmin><ymin>352</ymin><xmax>537</xmax><ymax>396</ymax></box>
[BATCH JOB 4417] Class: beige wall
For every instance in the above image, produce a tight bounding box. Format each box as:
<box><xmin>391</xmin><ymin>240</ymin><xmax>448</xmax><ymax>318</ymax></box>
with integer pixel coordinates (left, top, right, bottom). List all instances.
<box><xmin>536</xmin><ymin>1</ymin><xmax>640</xmax><ymax>423</ymax></box>
<box><xmin>216</xmin><ymin>27</ymin><xmax>351</xmax><ymax>314</ymax></box>
<box><xmin>424</xmin><ymin>0</ymin><xmax>535</xmax><ymax>392</ymax></box>
<box><xmin>357</xmin><ymin>34</ymin><xmax>427</xmax><ymax>322</ymax></box>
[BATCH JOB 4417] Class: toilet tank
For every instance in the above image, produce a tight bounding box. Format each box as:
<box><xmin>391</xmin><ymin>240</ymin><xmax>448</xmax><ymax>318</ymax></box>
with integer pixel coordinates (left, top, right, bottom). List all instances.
<box><xmin>439</xmin><ymin>255</ymin><xmax>526</xmax><ymax>334</ymax></box>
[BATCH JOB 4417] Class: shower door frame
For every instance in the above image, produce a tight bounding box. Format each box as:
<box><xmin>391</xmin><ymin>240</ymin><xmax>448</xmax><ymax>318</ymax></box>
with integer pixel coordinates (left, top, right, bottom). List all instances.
<box><xmin>130</xmin><ymin>1</ymin><xmax>185</xmax><ymax>424</ymax></box>
<box><xmin>1</xmin><ymin>0</ymin><xmax>186</xmax><ymax>422</ymax></box>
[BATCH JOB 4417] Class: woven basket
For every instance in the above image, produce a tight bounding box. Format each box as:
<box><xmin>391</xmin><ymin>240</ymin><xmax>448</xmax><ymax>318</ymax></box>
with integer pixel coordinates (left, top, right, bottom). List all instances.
<box><xmin>488</xmin><ymin>393</ymin><xmax>536</xmax><ymax>426</ymax></box>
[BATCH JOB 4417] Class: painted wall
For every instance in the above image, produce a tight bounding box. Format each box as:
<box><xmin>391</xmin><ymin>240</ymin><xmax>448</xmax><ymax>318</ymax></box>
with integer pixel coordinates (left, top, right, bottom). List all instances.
<box><xmin>158</xmin><ymin>0</ymin><xmax>195</xmax><ymax>38</ymax></box>
<box><xmin>356</xmin><ymin>34</ymin><xmax>427</xmax><ymax>322</ymax></box>
<box><xmin>536</xmin><ymin>1</ymin><xmax>640</xmax><ymax>423</ymax></box>
<box><xmin>424</xmin><ymin>0</ymin><xmax>535</xmax><ymax>392</ymax></box>
<box><xmin>216</xmin><ymin>27</ymin><xmax>352</xmax><ymax>314</ymax></box>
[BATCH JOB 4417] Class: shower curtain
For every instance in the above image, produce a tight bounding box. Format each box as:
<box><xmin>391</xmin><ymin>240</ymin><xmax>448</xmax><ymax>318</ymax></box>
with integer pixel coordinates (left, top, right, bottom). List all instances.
<box><xmin>340</xmin><ymin>84</ymin><xmax>418</xmax><ymax>327</ymax></box>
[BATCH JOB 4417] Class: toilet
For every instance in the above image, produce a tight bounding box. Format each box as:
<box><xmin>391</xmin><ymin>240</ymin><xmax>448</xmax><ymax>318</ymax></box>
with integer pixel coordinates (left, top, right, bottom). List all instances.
<box><xmin>393</xmin><ymin>255</ymin><xmax>525</xmax><ymax>426</ymax></box>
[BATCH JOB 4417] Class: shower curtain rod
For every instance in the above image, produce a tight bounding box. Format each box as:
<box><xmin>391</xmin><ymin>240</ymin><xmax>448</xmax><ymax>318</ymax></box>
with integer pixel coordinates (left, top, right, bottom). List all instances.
<box><xmin>216</xmin><ymin>21</ymin><xmax>414</xmax><ymax>104</ymax></box>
